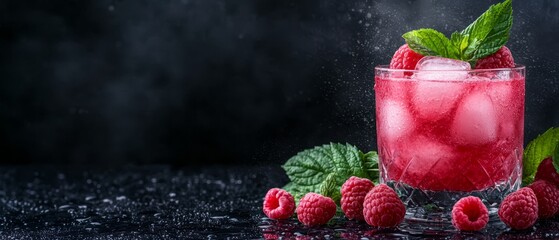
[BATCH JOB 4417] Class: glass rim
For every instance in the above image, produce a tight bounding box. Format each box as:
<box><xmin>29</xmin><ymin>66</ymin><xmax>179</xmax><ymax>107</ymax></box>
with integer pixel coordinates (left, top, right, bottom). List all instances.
<box><xmin>375</xmin><ymin>64</ymin><xmax>525</xmax><ymax>73</ymax></box>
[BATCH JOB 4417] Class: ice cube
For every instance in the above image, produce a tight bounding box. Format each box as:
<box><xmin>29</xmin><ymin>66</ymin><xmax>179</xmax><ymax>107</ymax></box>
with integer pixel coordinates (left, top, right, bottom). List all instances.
<box><xmin>451</xmin><ymin>91</ymin><xmax>498</xmax><ymax>145</ymax></box>
<box><xmin>414</xmin><ymin>56</ymin><xmax>471</xmax><ymax>81</ymax></box>
<box><xmin>411</xmin><ymin>81</ymin><xmax>464</xmax><ymax>120</ymax></box>
<box><xmin>397</xmin><ymin>136</ymin><xmax>458</xmax><ymax>190</ymax></box>
<box><xmin>378</xmin><ymin>99</ymin><xmax>413</xmax><ymax>143</ymax></box>
<box><xmin>485</xmin><ymin>82</ymin><xmax>512</xmax><ymax>111</ymax></box>
<box><xmin>495</xmin><ymin>70</ymin><xmax>513</xmax><ymax>80</ymax></box>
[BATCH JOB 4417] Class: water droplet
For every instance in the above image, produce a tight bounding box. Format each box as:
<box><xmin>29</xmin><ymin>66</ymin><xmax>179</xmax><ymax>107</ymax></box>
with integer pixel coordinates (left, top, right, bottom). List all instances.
<box><xmin>58</xmin><ymin>205</ymin><xmax>71</xmax><ymax>210</ymax></box>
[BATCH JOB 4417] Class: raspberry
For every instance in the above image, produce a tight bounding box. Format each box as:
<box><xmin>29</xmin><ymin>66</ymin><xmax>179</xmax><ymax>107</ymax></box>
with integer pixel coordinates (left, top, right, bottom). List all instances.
<box><xmin>340</xmin><ymin>176</ymin><xmax>375</xmax><ymax>221</ymax></box>
<box><xmin>498</xmin><ymin>187</ymin><xmax>538</xmax><ymax>230</ymax></box>
<box><xmin>263</xmin><ymin>188</ymin><xmax>295</xmax><ymax>220</ymax></box>
<box><xmin>389</xmin><ymin>44</ymin><xmax>424</xmax><ymax>70</ymax></box>
<box><xmin>474</xmin><ymin>46</ymin><xmax>515</xmax><ymax>69</ymax></box>
<box><xmin>451</xmin><ymin>196</ymin><xmax>489</xmax><ymax>231</ymax></box>
<box><xmin>534</xmin><ymin>157</ymin><xmax>559</xmax><ymax>187</ymax></box>
<box><xmin>528</xmin><ymin>180</ymin><xmax>559</xmax><ymax>219</ymax></box>
<box><xmin>296</xmin><ymin>193</ymin><xmax>336</xmax><ymax>226</ymax></box>
<box><xmin>362</xmin><ymin>184</ymin><xmax>405</xmax><ymax>228</ymax></box>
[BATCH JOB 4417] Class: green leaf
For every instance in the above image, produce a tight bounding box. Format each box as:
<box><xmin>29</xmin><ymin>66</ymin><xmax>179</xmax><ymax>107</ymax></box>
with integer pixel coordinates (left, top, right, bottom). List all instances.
<box><xmin>402</xmin><ymin>28</ymin><xmax>458</xmax><ymax>59</ymax></box>
<box><xmin>553</xmin><ymin>143</ymin><xmax>559</xmax><ymax>171</ymax></box>
<box><xmin>360</xmin><ymin>151</ymin><xmax>380</xmax><ymax>184</ymax></box>
<box><xmin>458</xmin><ymin>0</ymin><xmax>513</xmax><ymax>61</ymax></box>
<box><xmin>450</xmin><ymin>32</ymin><xmax>470</xmax><ymax>57</ymax></box>
<box><xmin>281</xmin><ymin>143</ymin><xmax>375</xmax><ymax>205</ymax></box>
<box><xmin>319</xmin><ymin>173</ymin><xmax>341</xmax><ymax>204</ymax></box>
<box><xmin>522</xmin><ymin>127</ymin><xmax>559</xmax><ymax>185</ymax></box>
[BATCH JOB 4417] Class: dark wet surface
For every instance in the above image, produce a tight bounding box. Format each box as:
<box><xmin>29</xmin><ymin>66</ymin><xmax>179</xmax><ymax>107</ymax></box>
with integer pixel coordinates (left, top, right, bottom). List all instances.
<box><xmin>1</xmin><ymin>165</ymin><xmax>558</xmax><ymax>239</ymax></box>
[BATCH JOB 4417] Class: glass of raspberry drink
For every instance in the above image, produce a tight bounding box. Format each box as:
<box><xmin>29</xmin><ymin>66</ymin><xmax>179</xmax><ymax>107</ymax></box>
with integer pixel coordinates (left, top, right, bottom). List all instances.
<box><xmin>375</xmin><ymin>58</ymin><xmax>525</xmax><ymax>222</ymax></box>
<box><xmin>374</xmin><ymin>0</ymin><xmax>522</xmax><ymax>225</ymax></box>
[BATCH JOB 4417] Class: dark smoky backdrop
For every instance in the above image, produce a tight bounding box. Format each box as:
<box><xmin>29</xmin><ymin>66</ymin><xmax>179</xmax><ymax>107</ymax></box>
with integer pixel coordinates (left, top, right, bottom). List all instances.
<box><xmin>1</xmin><ymin>0</ymin><xmax>558</xmax><ymax>166</ymax></box>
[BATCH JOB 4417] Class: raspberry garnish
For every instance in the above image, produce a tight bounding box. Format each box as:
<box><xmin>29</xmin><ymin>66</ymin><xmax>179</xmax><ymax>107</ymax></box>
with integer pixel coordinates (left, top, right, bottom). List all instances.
<box><xmin>498</xmin><ymin>187</ymin><xmax>539</xmax><ymax>230</ymax></box>
<box><xmin>451</xmin><ymin>196</ymin><xmax>489</xmax><ymax>231</ymax></box>
<box><xmin>340</xmin><ymin>176</ymin><xmax>375</xmax><ymax>221</ymax></box>
<box><xmin>362</xmin><ymin>184</ymin><xmax>405</xmax><ymax>228</ymax></box>
<box><xmin>389</xmin><ymin>44</ymin><xmax>424</xmax><ymax>70</ymax></box>
<box><xmin>296</xmin><ymin>193</ymin><xmax>336</xmax><ymax>226</ymax></box>
<box><xmin>263</xmin><ymin>188</ymin><xmax>295</xmax><ymax>220</ymax></box>
<box><xmin>474</xmin><ymin>46</ymin><xmax>515</xmax><ymax>69</ymax></box>
<box><xmin>528</xmin><ymin>180</ymin><xmax>559</xmax><ymax>219</ymax></box>
<box><xmin>534</xmin><ymin>157</ymin><xmax>559</xmax><ymax>187</ymax></box>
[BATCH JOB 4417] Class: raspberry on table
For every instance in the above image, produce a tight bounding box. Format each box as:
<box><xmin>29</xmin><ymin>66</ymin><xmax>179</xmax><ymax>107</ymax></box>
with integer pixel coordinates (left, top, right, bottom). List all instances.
<box><xmin>263</xmin><ymin>188</ymin><xmax>295</xmax><ymax>220</ymax></box>
<box><xmin>498</xmin><ymin>187</ymin><xmax>539</xmax><ymax>230</ymax></box>
<box><xmin>389</xmin><ymin>44</ymin><xmax>424</xmax><ymax>70</ymax></box>
<box><xmin>340</xmin><ymin>176</ymin><xmax>375</xmax><ymax>221</ymax></box>
<box><xmin>534</xmin><ymin>157</ymin><xmax>559</xmax><ymax>187</ymax></box>
<box><xmin>528</xmin><ymin>180</ymin><xmax>559</xmax><ymax>219</ymax></box>
<box><xmin>362</xmin><ymin>184</ymin><xmax>405</xmax><ymax>228</ymax></box>
<box><xmin>474</xmin><ymin>46</ymin><xmax>515</xmax><ymax>69</ymax></box>
<box><xmin>451</xmin><ymin>196</ymin><xmax>489</xmax><ymax>231</ymax></box>
<box><xmin>296</xmin><ymin>193</ymin><xmax>336</xmax><ymax>226</ymax></box>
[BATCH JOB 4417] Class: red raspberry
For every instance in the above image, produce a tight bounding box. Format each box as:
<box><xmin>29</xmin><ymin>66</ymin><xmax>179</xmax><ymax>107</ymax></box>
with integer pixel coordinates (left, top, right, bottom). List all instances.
<box><xmin>528</xmin><ymin>180</ymin><xmax>559</xmax><ymax>219</ymax></box>
<box><xmin>474</xmin><ymin>46</ymin><xmax>515</xmax><ymax>69</ymax></box>
<box><xmin>296</xmin><ymin>193</ymin><xmax>336</xmax><ymax>226</ymax></box>
<box><xmin>389</xmin><ymin>44</ymin><xmax>424</xmax><ymax>70</ymax></box>
<box><xmin>451</xmin><ymin>196</ymin><xmax>489</xmax><ymax>231</ymax></box>
<box><xmin>263</xmin><ymin>188</ymin><xmax>295</xmax><ymax>220</ymax></box>
<box><xmin>362</xmin><ymin>184</ymin><xmax>405</xmax><ymax>228</ymax></box>
<box><xmin>534</xmin><ymin>157</ymin><xmax>559</xmax><ymax>187</ymax></box>
<box><xmin>498</xmin><ymin>187</ymin><xmax>538</xmax><ymax>230</ymax></box>
<box><xmin>340</xmin><ymin>176</ymin><xmax>375</xmax><ymax>221</ymax></box>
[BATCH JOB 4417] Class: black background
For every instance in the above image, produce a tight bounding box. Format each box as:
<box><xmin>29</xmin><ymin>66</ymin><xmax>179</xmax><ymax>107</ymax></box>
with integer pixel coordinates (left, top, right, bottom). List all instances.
<box><xmin>1</xmin><ymin>0</ymin><xmax>558</xmax><ymax>166</ymax></box>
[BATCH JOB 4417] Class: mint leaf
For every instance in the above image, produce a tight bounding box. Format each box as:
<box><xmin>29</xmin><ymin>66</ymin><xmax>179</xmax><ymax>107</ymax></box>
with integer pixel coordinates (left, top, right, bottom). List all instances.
<box><xmin>401</xmin><ymin>0</ymin><xmax>513</xmax><ymax>64</ymax></box>
<box><xmin>281</xmin><ymin>143</ymin><xmax>376</xmax><ymax>205</ymax></box>
<box><xmin>523</xmin><ymin>127</ymin><xmax>559</xmax><ymax>185</ymax></box>
<box><xmin>450</xmin><ymin>32</ymin><xmax>470</xmax><ymax>56</ymax></box>
<box><xmin>402</xmin><ymin>29</ymin><xmax>458</xmax><ymax>59</ymax></box>
<box><xmin>459</xmin><ymin>0</ymin><xmax>512</xmax><ymax>61</ymax></box>
<box><xmin>320</xmin><ymin>173</ymin><xmax>341</xmax><ymax>204</ymax></box>
<box><xmin>553</xmin><ymin>143</ymin><xmax>559</xmax><ymax>171</ymax></box>
<box><xmin>361</xmin><ymin>151</ymin><xmax>379</xmax><ymax>183</ymax></box>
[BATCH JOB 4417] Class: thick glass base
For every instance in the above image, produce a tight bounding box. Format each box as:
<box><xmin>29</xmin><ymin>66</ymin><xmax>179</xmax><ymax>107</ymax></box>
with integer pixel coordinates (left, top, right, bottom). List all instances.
<box><xmin>385</xmin><ymin>177</ymin><xmax>521</xmax><ymax>231</ymax></box>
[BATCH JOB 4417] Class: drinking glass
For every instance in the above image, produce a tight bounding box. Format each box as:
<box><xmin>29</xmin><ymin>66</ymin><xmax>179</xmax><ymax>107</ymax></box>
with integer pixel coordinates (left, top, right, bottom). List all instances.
<box><xmin>374</xmin><ymin>66</ymin><xmax>525</xmax><ymax>223</ymax></box>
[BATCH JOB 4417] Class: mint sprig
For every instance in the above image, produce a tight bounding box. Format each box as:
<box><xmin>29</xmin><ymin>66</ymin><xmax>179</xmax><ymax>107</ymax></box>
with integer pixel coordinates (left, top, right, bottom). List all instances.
<box><xmin>522</xmin><ymin>127</ymin><xmax>559</xmax><ymax>185</ymax></box>
<box><xmin>402</xmin><ymin>0</ymin><xmax>513</xmax><ymax>64</ymax></box>
<box><xmin>281</xmin><ymin>143</ymin><xmax>378</xmax><ymax>205</ymax></box>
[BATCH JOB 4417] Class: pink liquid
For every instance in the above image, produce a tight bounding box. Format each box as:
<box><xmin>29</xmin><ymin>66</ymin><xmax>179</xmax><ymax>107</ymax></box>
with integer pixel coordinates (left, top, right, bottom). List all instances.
<box><xmin>375</xmin><ymin>74</ymin><xmax>525</xmax><ymax>192</ymax></box>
